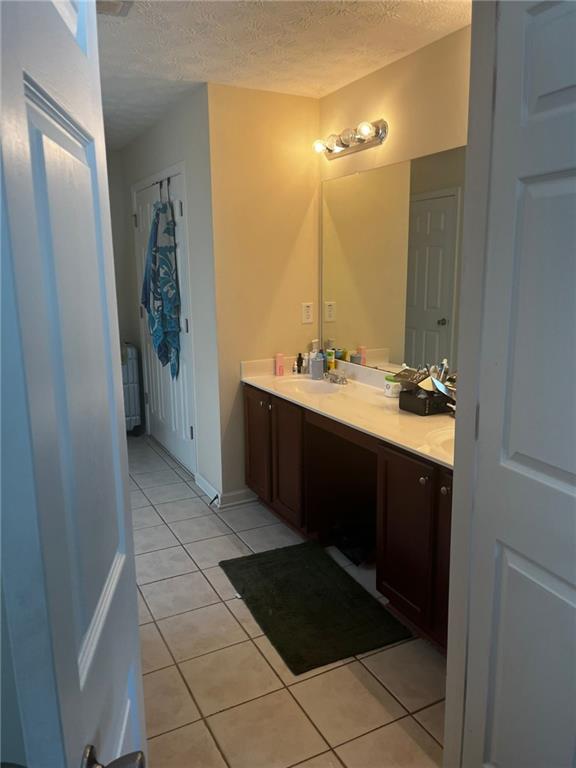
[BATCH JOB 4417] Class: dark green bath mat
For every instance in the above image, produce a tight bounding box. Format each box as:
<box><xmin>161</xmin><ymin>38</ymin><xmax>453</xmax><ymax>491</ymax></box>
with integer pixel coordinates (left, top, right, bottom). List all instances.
<box><xmin>220</xmin><ymin>541</ymin><xmax>412</xmax><ymax>674</ymax></box>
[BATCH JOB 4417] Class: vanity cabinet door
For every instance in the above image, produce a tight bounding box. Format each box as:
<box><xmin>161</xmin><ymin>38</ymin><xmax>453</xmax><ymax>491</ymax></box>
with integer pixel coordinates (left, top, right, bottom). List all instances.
<box><xmin>271</xmin><ymin>396</ymin><xmax>303</xmax><ymax>528</ymax></box>
<box><xmin>243</xmin><ymin>385</ymin><xmax>272</xmax><ymax>503</ymax></box>
<box><xmin>377</xmin><ymin>446</ymin><xmax>435</xmax><ymax>627</ymax></box>
<box><xmin>431</xmin><ymin>469</ymin><xmax>452</xmax><ymax>647</ymax></box>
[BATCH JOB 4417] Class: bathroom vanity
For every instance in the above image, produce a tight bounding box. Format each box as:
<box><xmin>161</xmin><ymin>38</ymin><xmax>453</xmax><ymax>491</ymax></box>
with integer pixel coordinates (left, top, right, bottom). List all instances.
<box><xmin>242</xmin><ymin>374</ymin><xmax>454</xmax><ymax>648</ymax></box>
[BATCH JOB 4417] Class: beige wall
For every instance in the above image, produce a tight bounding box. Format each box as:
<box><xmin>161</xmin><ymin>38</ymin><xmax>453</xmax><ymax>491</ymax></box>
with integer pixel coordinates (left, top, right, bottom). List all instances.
<box><xmin>108</xmin><ymin>28</ymin><xmax>470</xmax><ymax>500</ymax></box>
<box><xmin>410</xmin><ymin>145</ymin><xmax>467</xmax><ymax>196</ymax></box>
<box><xmin>208</xmin><ymin>84</ymin><xmax>319</xmax><ymax>498</ymax></box>
<box><xmin>319</xmin><ymin>26</ymin><xmax>471</xmax><ymax>181</ymax></box>
<box><xmin>322</xmin><ymin>161</ymin><xmax>410</xmax><ymax>360</ymax></box>
<box><xmin>107</xmin><ymin>150</ymin><xmax>139</xmax><ymax>344</ymax></box>
<box><xmin>111</xmin><ymin>85</ymin><xmax>224</xmax><ymax>495</ymax></box>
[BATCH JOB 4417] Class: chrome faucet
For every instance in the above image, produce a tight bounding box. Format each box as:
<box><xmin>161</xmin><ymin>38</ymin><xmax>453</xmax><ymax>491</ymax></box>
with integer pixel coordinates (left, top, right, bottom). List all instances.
<box><xmin>324</xmin><ymin>371</ymin><xmax>348</xmax><ymax>385</ymax></box>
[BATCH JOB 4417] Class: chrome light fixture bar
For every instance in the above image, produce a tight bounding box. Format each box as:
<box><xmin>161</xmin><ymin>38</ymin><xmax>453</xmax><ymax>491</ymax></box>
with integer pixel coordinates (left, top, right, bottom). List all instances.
<box><xmin>313</xmin><ymin>119</ymin><xmax>388</xmax><ymax>160</ymax></box>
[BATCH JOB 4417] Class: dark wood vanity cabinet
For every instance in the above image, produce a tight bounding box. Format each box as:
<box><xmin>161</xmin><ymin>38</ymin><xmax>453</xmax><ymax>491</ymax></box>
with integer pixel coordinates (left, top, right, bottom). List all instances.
<box><xmin>271</xmin><ymin>396</ymin><xmax>303</xmax><ymax>528</ymax></box>
<box><xmin>431</xmin><ymin>469</ymin><xmax>453</xmax><ymax>647</ymax></box>
<box><xmin>377</xmin><ymin>447</ymin><xmax>436</xmax><ymax>627</ymax></box>
<box><xmin>243</xmin><ymin>385</ymin><xmax>304</xmax><ymax>527</ymax></box>
<box><xmin>377</xmin><ymin>446</ymin><xmax>452</xmax><ymax>645</ymax></box>
<box><xmin>243</xmin><ymin>385</ymin><xmax>272</xmax><ymax>503</ymax></box>
<box><xmin>245</xmin><ymin>383</ymin><xmax>452</xmax><ymax>646</ymax></box>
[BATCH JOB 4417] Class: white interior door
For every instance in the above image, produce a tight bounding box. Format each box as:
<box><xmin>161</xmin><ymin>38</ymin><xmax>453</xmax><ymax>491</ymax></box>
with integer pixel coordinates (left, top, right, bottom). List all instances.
<box><xmin>134</xmin><ymin>174</ymin><xmax>197</xmax><ymax>473</ymax></box>
<box><xmin>1</xmin><ymin>2</ymin><xmax>145</xmax><ymax>766</ymax></box>
<box><xmin>404</xmin><ymin>193</ymin><xmax>458</xmax><ymax>367</ymax></box>
<box><xmin>460</xmin><ymin>2</ymin><xmax>576</xmax><ymax>765</ymax></box>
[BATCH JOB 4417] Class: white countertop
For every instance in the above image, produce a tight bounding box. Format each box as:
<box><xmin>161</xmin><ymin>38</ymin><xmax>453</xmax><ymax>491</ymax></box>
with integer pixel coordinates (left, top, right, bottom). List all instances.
<box><xmin>242</xmin><ymin>374</ymin><xmax>455</xmax><ymax>469</ymax></box>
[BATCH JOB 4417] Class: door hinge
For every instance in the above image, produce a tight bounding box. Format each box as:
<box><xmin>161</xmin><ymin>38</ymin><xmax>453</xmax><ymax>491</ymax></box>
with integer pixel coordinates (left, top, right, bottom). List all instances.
<box><xmin>133</xmin><ymin>213</ymin><xmax>138</xmax><ymax>228</ymax></box>
<box><xmin>144</xmin><ymin>392</ymin><xmax>149</xmax><ymax>405</ymax></box>
<box><xmin>179</xmin><ymin>200</ymin><xmax>184</xmax><ymax>217</ymax></box>
<box><xmin>190</xmin><ymin>426</ymin><xmax>194</xmax><ymax>440</ymax></box>
<box><xmin>185</xmin><ymin>318</ymin><xmax>189</xmax><ymax>333</ymax></box>
<box><xmin>474</xmin><ymin>402</ymin><xmax>480</xmax><ymax>440</ymax></box>
<box><xmin>139</xmin><ymin>306</ymin><xmax>143</xmax><ymax>319</ymax></box>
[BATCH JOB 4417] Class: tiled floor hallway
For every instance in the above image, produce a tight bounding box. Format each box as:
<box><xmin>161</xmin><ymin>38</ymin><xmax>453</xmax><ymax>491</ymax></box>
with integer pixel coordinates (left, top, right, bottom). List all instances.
<box><xmin>129</xmin><ymin>437</ymin><xmax>446</xmax><ymax>768</ymax></box>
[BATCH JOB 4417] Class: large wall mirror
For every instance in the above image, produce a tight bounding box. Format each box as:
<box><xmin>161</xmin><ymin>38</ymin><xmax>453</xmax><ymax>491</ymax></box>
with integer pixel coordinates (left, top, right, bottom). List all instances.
<box><xmin>321</xmin><ymin>146</ymin><xmax>466</xmax><ymax>369</ymax></box>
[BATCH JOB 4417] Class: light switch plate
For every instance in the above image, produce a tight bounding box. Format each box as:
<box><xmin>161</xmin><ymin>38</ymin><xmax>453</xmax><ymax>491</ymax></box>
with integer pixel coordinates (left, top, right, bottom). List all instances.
<box><xmin>301</xmin><ymin>302</ymin><xmax>313</xmax><ymax>324</ymax></box>
<box><xmin>324</xmin><ymin>301</ymin><xmax>336</xmax><ymax>322</ymax></box>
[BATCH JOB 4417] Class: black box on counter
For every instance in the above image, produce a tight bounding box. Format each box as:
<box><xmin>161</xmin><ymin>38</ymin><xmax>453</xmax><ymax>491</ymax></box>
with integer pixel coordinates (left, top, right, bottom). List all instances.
<box><xmin>399</xmin><ymin>389</ymin><xmax>452</xmax><ymax>416</ymax></box>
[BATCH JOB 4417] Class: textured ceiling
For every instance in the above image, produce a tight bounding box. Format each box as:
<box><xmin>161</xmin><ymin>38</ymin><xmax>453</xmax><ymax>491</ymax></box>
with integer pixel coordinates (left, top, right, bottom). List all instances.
<box><xmin>98</xmin><ymin>1</ymin><xmax>471</xmax><ymax>149</ymax></box>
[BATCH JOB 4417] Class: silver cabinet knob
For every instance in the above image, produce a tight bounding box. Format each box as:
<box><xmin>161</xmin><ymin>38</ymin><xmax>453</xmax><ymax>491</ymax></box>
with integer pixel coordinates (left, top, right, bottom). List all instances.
<box><xmin>268</xmin><ymin>403</ymin><xmax>272</xmax><ymax>411</ymax></box>
<box><xmin>259</xmin><ymin>400</ymin><xmax>263</xmax><ymax>407</ymax></box>
<box><xmin>440</xmin><ymin>485</ymin><xmax>450</xmax><ymax>496</ymax></box>
<box><xmin>419</xmin><ymin>476</ymin><xmax>429</xmax><ymax>486</ymax></box>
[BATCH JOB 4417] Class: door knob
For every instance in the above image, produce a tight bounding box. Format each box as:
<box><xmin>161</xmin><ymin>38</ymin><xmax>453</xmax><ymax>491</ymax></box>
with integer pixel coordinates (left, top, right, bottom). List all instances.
<box><xmin>81</xmin><ymin>745</ymin><xmax>145</xmax><ymax>768</ymax></box>
<box><xmin>437</xmin><ymin>318</ymin><xmax>448</xmax><ymax>326</ymax></box>
<box><xmin>418</xmin><ymin>476</ymin><xmax>429</xmax><ymax>486</ymax></box>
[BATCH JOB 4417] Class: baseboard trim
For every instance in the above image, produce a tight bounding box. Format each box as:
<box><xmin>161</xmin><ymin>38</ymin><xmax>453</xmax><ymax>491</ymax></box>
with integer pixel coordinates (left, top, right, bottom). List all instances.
<box><xmin>218</xmin><ymin>487</ymin><xmax>258</xmax><ymax>509</ymax></box>
<box><xmin>194</xmin><ymin>472</ymin><xmax>221</xmax><ymax>504</ymax></box>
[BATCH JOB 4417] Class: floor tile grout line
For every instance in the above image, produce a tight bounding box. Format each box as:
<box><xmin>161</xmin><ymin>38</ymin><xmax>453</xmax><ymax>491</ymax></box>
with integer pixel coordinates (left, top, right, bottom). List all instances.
<box><xmin>409</xmin><ymin>712</ymin><xmax>444</xmax><ymax>750</ymax></box>
<box><xmin>145</xmin><ymin>715</ymin><xmax>203</xmax><ymax>743</ymax></box>
<box><xmin>287</xmin><ymin>750</ymin><xmax>346</xmax><ymax>768</ymax></box>
<box><xmin>354</xmin><ymin>636</ymin><xmax>418</xmax><ymax>660</ymax></box>
<box><xmin>358</xmin><ymin>652</ymin><xmax>421</xmax><ymax>716</ymax></box>
<box><xmin>247</xmin><ymin>636</ymin><xmax>334</xmax><ymax>754</ymax></box>
<box><xmin>330</xmin><ymin>712</ymin><xmax>415</xmax><ymax>753</ymax></box>
<box><xmin>144</xmin><ymin>594</ymin><xmax>223</xmax><ymax>624</ymax></box>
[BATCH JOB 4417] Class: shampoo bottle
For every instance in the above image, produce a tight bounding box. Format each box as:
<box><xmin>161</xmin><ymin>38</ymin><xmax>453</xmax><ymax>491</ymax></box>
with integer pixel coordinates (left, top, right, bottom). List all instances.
<box><xmin>275</xmin><ymin>353</ymin><xmax>285</xmax><ymax>376</ymax></box>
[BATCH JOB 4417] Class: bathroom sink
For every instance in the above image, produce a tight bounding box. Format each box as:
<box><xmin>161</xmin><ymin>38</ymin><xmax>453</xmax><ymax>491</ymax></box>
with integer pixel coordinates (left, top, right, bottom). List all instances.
<box><xmin>417</xmin><ymin>426</ymin><xmax>455</xmax><ymax>461</ymax></box>
<box><xmin>276</xmin><ymin>378</ymin><xmax>341</xmax><ymax>396</ymax></box>
<box><xmin>428</xmin><ymin>427</ymin><xmax>455</xmax><ymax>453</ymax></box>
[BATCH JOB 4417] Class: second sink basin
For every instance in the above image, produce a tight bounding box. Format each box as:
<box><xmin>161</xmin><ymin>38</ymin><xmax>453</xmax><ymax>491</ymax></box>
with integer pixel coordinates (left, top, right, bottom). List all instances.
<box><xmin>276</xmin><ymin>378</ymin><xmax>341</xmax><ymax>396</ymax></box>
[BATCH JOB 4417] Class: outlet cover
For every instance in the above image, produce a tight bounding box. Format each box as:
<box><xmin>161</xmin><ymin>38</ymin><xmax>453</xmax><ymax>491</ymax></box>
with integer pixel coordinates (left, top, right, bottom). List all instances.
<box><xmin>301</xmin><ymin>302</ymin><xmax>313</xmax><ymax>324</ymax></box>
<box><xmin>324</xmin><ymin>301</ymin><xmax>336</xmax><ymax>322</ymax></box>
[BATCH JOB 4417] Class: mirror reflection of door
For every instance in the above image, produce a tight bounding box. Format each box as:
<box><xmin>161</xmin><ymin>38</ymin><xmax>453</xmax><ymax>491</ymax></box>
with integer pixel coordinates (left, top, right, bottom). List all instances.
<box><xmin>404</xmin><ymin>191</ymin><xmax>459</xmax><ymax>367</ymax></box>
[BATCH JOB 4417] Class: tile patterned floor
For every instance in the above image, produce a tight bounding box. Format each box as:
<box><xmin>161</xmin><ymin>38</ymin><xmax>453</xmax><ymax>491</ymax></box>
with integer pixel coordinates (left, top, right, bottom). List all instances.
<box><xmin>129</xmin><ymin>437</ymin><xmax>446</xmax><ymax>768</ymax></box>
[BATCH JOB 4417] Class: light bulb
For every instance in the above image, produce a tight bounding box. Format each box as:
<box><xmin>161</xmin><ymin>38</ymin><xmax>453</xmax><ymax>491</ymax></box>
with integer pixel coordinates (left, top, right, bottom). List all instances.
<box><xmin>325</xmin><ymin>134</ymin><xmax>344</xmax><ymax>152</ymax></box>
<box><xmin>313</xmin><ymin>139</ymin><xmax>326</xmax><ymax>154</ymax></box>
<box><xmin>356</xmin><ymin>121</ymin><xmax>376</xmax><ymax>140</ymax></box>
<box><xmin>339</xmin><ymin>127</ymin><xmax>357</xmax><ymax>147</ymax></box>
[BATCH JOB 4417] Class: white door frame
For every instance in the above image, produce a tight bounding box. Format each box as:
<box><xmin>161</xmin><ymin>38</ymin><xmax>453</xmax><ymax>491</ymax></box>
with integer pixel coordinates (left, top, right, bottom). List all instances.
<box><xmin>408</xmin><ymin>186</ymin><xmax>463</xmax><ymax>366</ymax></box>
<box><xmin>131</xmin><ymin>161</ymin><xmax>199</xmax><ymax>473</ymax></box>
<box><xmin>444</xmin><ymin>3</ymin><xmax>498</xmax><ymax>765</ymax></box>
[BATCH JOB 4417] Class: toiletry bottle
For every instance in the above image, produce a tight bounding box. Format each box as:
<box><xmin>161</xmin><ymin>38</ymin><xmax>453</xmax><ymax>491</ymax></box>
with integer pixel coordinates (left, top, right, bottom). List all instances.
<box><xmin>319</xmin><ymin>349</ymin><xmax>327</xmax><ymax>373</ymax></box>
<box><xmin>311</xmin><ymin>339</ymin><xmax>319</xmax><ymax>355</ymax></box>
<box><xmin>292</xmin><ymin>360</ymin><xmax>297</xmax><ymax>374</ymax></box>
<box><xmin>297</xmin><ymin>353</ymin><xmax>304</xmax><ymax>374</ymax></box>
<box><xmin>275</xmin><ymin>353</ymin><xmax>284</xmax><ymax>376</ymax></box>
<box><xmin>303</xmin><ymin>352</ymin><xmax>310</xmax><ymax>374</ymax></box>
<box><xmin>310</xmin><ymin>351</ymin><xmax>325</xmax><ymax>380</ymax></box>
<box><xmin>326</xmin><ymin>349</ymin><xmax>335</xmax><ymax>370</ymax></box>
<box><xmin>358</xmin><ymin>345</ymin><xmax>367</xmax><ymax>366</ymax></box>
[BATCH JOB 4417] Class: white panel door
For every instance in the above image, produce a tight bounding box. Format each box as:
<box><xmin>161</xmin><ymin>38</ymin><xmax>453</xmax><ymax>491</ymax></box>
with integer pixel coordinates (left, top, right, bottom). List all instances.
<box><xmin>1</xmin><ymin>2</ymin><xmax>145</xmax><ymax>767</ymax></box>
<box><xmin>462</xmin><ymin>2</ymin><xmax>576</xmax><ymax>766</ymax></box>
<box><xmin>404</xmin><ymin>194</ymin><xmax>457</xmax><ymax>367</ymax></box>
<box><xmin>134</xmin><ymin>175</ymin><xmax>197</xmax><ymax>473</ymax></box>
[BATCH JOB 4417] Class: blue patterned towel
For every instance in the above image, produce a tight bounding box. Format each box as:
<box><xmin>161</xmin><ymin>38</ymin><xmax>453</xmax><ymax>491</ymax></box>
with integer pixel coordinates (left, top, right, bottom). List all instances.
<box><xmin>141</xmin><ymin>200</ymin><xmax>181</xmax><ymax>379</ymax></box>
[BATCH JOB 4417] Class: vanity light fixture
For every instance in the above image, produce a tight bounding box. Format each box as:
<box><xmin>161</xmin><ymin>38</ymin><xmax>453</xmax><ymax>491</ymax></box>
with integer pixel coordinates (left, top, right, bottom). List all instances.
<box><xmin>313</xmin><ymin>119</ymin><xmax>388</xmax><ymax>160</ymax></box>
